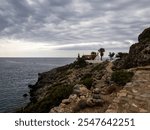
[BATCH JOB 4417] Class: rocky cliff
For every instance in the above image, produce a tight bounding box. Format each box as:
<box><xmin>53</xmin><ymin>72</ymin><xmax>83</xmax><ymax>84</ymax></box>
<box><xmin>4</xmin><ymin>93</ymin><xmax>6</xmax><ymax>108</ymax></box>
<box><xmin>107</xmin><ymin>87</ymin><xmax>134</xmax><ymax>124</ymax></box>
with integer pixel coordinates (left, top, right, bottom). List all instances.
<box><xmin>114</xmin><ymin>27</ymin><xmax>150</xmax><ymax>69</ymax></box>
<box><xmin>20</xmin><ymin>27</ymin><xmax>150</xmax><ymax>113</ymax></box>
<box><xmin>21</xmin><ymin>60</ymin><xmax>119</xmax><ymax>113</ymax></box>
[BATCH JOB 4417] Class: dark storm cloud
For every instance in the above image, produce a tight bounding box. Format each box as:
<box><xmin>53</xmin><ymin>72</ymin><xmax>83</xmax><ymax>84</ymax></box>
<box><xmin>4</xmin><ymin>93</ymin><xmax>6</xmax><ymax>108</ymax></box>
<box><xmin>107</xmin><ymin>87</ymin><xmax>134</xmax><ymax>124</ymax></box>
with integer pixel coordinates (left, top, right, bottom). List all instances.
<box><xmin>0</xmin><ymin>0</ymin><xmax>150</xmax><ymax>50</ymax></box>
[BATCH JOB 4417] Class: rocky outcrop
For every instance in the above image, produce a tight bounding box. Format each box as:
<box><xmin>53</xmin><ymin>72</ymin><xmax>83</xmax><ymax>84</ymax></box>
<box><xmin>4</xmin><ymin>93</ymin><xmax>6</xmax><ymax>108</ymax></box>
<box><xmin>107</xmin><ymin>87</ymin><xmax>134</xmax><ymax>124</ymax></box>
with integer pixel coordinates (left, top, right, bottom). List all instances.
<box><xmin>114</xmin><ymin>27</ymin><xmax>150</xmax><ymax>69</ymax></box>
<box><xmin>21</xmin><ymin>60</ymin><xmax>111</xmax><ymax>113</ymax></box>
<box><xmin>50</xmin><ymin>87</ymin><xmax>104</xmax><ymax>113</ymax></box>
<box><xmin>50</xmin><ymin>85</ymin><xmax>90</xmax><ymax>113</ymax></box>
<box><xmin>138</xmin><ymin>27</ymin><xmax>150</xmax><ymax>42</ymax></box>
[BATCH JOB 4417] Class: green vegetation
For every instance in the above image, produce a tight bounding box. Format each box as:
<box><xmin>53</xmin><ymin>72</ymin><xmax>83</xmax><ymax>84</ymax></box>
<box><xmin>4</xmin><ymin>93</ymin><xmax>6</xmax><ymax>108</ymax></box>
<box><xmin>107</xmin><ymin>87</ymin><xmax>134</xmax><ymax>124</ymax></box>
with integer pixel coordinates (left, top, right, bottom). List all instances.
<box><xmin>111</xmin><ymin>70</ymin><xmax>134</xmax><ymax>86</ymax></box>
<box><xmin>91</xmin><ymin>52</ymin><xmax>97</xmax><ymax>60</ymax></box>
<box><xmin>116</xmin><ymin>52</ymin><xmax>128</xmax><ymax>59</ymax></box>
<box><xmin>80</xmin><ymin>74</ymin><xmax>93</xmax><ymax>89</ymax></box>
<box><xmin>82</xmin><ymin>78</ymin><xmax>93</xmax><ymax>89</ymax></box>
<box><xmin>92</xmin><ymin>61</ymin><xmax>108</xmax><ymax>71</ymax></box>
<box><xmin>71</xmin><ymin>57</ymin><xmax>87</xmax><ymax>68</ymax></box>
<box><xmin>108</xmin><ymin>52</ymin><xmax>115</xmax><ymax>60</ymax></box>
<box><xmin>98</xmin><ymin>48</ymin><xmax>105</xmax><ymax>61</ymax></box>
<box><xmin>23</xmin><ymin>84</ymin><xmax>73</xmax><ymax>113</ymax></box>
<box><xmin>91</xmin><ymin>52</ymin><xmax>97</xmax><ymax>55</ymax></box>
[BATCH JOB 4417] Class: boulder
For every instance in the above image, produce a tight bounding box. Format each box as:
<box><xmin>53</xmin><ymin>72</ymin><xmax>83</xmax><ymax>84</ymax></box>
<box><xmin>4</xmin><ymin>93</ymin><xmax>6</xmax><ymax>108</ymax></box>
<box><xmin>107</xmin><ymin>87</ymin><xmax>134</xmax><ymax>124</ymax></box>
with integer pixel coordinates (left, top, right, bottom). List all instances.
<box><xmin>92</xmin><ymin>99</ymin><xmax>104</xmax><ymax>105</ymax></box>
<box><xmin>69</xmin><ymin>94</ymin><xmax>77</xmax><ymax>101</ymax></box>
<box><xmin>92</xmin><ymin>94</ymin><xmax>101</xmax><ymax>99</ymax></box>
<box><xmin>62</xmin><ymin>99</ymin><xmax>71</xmax><ymax>105</ymax></box>
<box><xmin>79</xmin><ymin>86</ymin><xmax>89</xmax><ymax>96</ymax></box>
<box><xmin>86</xmin><ymin>98</ymin><xmax>95</xmax><ymax>107</ymax></box>
<box><xmin>93</xmin><ymin>88</ymin><xmax>100</xmax><ymax>94</ymax></box>
<box><xmin>73</xmin><ymin>84</ymin><xmax>81</xmax><ymax>90</ymax></box>
<box><xmin>73</xmin><ymin>89</ymin><xmax>80</xmax><ymax>95</ymax></box>
<box><xmin>73</xmin><ymin>84</ymin><xmax>89</xmax><ymax>96</ymax></box>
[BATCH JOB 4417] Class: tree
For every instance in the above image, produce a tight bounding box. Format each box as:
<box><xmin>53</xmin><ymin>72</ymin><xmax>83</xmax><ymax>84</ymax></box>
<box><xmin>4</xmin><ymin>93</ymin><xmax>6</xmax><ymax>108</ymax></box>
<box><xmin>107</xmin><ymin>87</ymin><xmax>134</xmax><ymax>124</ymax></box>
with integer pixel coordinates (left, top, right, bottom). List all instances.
<box><xmin>116</xmin><ymin>52</ymin><xmax>128</xmax><ymax>59</ymax></box>
<box><xmin>77</xmin><ymin>53</ymin><xmax>80</xmax><ymax>60</ymax></box>
<box><xmin>108</xmin><ymin>52</ymin><xmax>115</xmax><ymax>60</ymax></box>
<box><xmin>98</xmin><ymin>48</ymin><xmax>105</xmax><ymax>61</ymax></box>
<box><xmin>91</xmin><ymin>52</ymin><xmax>97</xmax><ymax>55</ymax></box>
<box><xmin>91</xmin><ymin>52</ymin><xmax>97</xmax><ymax>60</ymax></box>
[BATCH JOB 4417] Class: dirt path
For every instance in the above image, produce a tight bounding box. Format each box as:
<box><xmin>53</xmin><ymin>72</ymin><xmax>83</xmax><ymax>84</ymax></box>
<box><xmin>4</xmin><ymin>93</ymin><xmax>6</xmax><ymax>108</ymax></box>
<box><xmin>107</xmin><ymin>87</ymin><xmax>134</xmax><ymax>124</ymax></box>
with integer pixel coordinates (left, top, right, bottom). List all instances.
<box><xmin>106</xmin><ymin>62</ymin><xmax>113</xmax><ymax>73</ymax></box>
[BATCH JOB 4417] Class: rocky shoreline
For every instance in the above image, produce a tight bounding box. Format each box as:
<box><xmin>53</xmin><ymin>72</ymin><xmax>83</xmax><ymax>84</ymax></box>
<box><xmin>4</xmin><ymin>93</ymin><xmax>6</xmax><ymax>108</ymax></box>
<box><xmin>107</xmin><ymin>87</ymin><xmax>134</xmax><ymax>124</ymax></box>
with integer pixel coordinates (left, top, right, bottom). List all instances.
<box><xmin>19</xmin><ymin>27</ymin><xmax>150</xmax><ymax>113</ymax></box>
<box><xmin>20</xmin><ymin>59</ymin><xmax>114</xmax><ymax>112</ymax></box>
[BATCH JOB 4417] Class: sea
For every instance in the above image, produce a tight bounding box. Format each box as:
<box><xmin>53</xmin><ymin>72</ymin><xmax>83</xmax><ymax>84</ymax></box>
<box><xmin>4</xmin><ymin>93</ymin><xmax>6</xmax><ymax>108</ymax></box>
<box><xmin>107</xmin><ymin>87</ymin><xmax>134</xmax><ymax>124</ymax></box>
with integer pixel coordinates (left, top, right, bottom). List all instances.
<box><xmin>0</xmin><ymin>58</ymin><xmax>75</xmax><ymax>113</ymax></box>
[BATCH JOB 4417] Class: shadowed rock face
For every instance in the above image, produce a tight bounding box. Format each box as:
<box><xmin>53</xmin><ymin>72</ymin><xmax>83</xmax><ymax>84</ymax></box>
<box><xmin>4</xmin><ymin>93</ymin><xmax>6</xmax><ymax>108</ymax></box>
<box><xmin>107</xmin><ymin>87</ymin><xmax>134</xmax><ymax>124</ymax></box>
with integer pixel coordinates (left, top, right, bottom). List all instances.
<box><xmin>138</xmin><ymin>27</ymin><xmax>150</xmax><ymax>43</ymax></box>
<box><xmin>114</xmin><ymin>27</ymin><xmax>150</xmax><ymax>69</ymax></box>
<box><xmin>126</xmin><ymin>42</ymin><xmax>150</xmax><ymax>68</ymax></box>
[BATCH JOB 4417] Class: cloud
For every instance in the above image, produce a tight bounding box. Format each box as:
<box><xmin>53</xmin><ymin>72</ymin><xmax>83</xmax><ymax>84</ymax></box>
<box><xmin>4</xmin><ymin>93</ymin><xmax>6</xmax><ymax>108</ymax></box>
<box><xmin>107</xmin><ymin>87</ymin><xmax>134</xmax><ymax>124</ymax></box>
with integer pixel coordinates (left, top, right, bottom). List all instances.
<box><xmin>0</xmin><ymin>0</ymin><xmax>150</xmax><ymax>56</ymax></box>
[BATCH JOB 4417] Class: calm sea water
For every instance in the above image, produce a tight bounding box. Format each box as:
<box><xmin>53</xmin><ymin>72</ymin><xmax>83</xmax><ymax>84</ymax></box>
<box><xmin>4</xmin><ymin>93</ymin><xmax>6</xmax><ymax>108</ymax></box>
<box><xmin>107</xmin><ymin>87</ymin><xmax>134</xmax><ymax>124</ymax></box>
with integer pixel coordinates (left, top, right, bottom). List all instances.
<box><xmin>0</xmin><ymin>58</ymin><xmax>75</xmax><ymax>112</ymax></box>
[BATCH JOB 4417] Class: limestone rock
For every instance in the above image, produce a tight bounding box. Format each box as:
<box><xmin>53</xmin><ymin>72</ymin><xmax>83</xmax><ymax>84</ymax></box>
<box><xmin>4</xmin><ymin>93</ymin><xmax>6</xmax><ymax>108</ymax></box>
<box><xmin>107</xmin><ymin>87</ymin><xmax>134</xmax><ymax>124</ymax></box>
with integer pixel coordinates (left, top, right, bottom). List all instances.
<box><xmin>117</xmin><ymin>92</ymin><xmax>127</xmax><ymax>97</ymax></box>
<box><xmin>69</xmin><ymin>94</ymin><xmax>77</xmax><ymax>101</ymax></box>
<box><xmin>73</xmin><ymin>84</ymin><xmax>89</xmax><ymax>96</ymax></box>
<box><xmin>62</xmin><ymin>99</ymin><xmax>70</xmax><ymax>105</ymax></box>
<box><xmin>139</xmin><ymin>108</ymin><xmax>148</xmax><ymax>113</ymax></box>
<box><xmin>93</xmin><ymin>88</ymin><xmax>100</xmax><ymax>94</ymax></box>
<box><xmin>92</xmin><ymin>99</ymin><xmax>104</xmax><ymax>104</ymax></box>
<box><xmin>91</xmin><ymin>88</ymin><xmax>104</xmax><ymax>106</ymax></box>
<box><xmin>86</xmin><ymin>98</ymin><xmax>95</xmax><ymax>107</ymax></box>
<box><xmin>92</xmin><ymin>94</ymin><xmax>101</xmax><ymax>99</ymax></box>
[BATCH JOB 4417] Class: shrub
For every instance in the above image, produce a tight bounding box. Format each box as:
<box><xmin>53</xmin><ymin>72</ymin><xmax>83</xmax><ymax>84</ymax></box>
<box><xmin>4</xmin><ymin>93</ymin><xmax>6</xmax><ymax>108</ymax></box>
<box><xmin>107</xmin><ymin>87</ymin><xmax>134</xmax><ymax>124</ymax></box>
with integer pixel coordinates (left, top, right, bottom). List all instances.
<box><xmin>92</xmin><ymin>61</ymin><xmax>108</xmax><ymax>71</ymax></box>
<box><xmin>116</xmin><ymin>52</ymin><xmax>129</xmax><ymax>59</ymax></box>
<box><xmin>111</xmin><ymin>70</ymin><xmax>134</xmax><ymax>86</ymax></box>
<box><xmin>79</xmin><ymin>73</ymin><xmax>93</xmax><ymax>89</ymax></box>
<box><xmin>81</xmin><ymin>77</ymin><xmax>93</xmax><ymax>89</ymax></box>
<box><xmin>23</xmin><ymin>84</ymin><xmax>73</xmax><ymax>113</ymax></box>
<box><xmin>81</xmin><ymin>73</ymin><xmax>92</xmax><ymax>79</ymax></box>
<box><xmin>72</xmin><ymin>57</ymin><xmax>87</xmax><ymax>68</ymax></box>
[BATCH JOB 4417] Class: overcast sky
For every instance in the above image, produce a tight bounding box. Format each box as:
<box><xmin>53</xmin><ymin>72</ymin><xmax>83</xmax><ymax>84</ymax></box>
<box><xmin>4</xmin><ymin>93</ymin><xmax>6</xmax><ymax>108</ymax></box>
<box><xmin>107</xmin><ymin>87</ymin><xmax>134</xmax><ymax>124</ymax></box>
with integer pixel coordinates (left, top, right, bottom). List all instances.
<box><xmin>0</xmin><ymin>0</ymin><xmax>150</xmax><ymax>57</ymax></box>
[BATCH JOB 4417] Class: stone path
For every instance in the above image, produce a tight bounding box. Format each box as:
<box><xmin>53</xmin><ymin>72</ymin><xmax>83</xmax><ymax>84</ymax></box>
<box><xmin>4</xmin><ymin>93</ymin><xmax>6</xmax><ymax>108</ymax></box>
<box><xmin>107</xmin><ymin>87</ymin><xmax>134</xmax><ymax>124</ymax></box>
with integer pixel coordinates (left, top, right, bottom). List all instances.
<box><xmin>106</xmin><ymin>62</ymin><xmax>113</xmax><ymax>73</ymax></box>
<box><xmin>106</xmin><ymin>66</ymin><xmax>150</xmax><ymax>113</ymax></box>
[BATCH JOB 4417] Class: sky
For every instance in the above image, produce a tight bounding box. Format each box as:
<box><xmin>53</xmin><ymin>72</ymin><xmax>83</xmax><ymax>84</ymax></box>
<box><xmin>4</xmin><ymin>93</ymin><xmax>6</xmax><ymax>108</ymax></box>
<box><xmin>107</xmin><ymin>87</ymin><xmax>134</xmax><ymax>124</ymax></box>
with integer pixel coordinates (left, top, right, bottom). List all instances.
<box><xmin>0</xmin><ymin>0</ymin><xmax>150</xmax><ymax>57</ymax></box>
